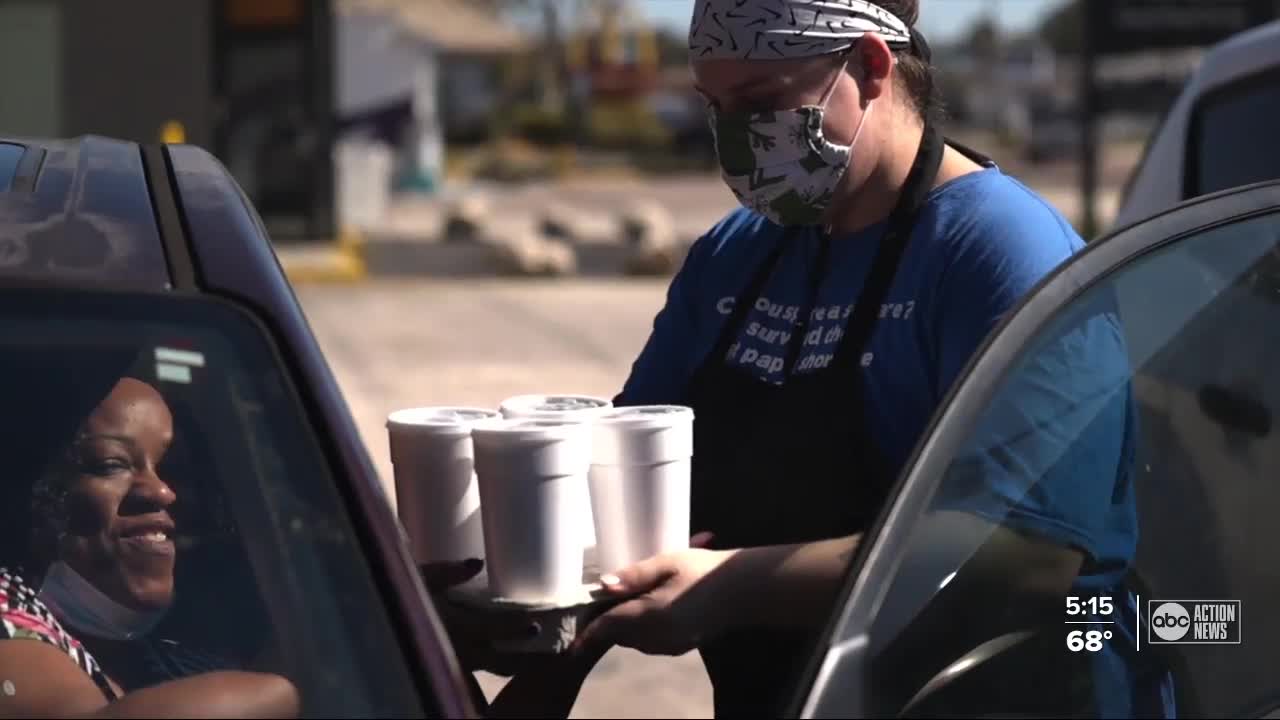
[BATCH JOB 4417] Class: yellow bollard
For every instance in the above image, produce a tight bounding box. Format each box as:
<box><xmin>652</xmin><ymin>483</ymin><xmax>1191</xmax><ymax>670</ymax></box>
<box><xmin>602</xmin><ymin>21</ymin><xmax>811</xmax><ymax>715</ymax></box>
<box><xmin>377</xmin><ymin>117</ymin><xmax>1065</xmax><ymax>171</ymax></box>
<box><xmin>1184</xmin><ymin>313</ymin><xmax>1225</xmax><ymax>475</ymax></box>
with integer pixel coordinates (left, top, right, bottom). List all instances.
<box><xmin>160</xmin><ymin>121</ymin><xmax>187</xmax><ymax>145</ymax></box>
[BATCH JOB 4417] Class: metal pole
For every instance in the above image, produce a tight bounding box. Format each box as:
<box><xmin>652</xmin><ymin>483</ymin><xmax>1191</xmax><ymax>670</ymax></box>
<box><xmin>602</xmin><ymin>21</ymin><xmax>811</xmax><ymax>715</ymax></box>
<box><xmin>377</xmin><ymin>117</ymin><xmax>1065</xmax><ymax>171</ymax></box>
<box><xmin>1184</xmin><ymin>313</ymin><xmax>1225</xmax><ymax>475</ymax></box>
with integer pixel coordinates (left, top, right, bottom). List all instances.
<box><xmin>1080</xmin><ymin>0</ymin><xmax>1099</xmax><ymax>239</ymax></box>
<box><xmin>313</xmin><ymin>0</ymin><xmax>335</xmax><ymax>240</ymax></box>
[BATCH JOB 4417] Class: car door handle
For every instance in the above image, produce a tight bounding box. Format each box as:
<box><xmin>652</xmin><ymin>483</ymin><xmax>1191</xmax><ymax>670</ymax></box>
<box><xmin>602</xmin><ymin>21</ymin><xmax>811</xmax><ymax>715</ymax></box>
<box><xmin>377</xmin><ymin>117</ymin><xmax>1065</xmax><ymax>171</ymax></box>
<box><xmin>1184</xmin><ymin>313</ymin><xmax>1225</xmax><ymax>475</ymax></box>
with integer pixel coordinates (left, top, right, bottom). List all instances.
<box><xmin>1198</xmin><ymin>384</ymin><xmax>1272</xmax><ymax>438</ymax></box>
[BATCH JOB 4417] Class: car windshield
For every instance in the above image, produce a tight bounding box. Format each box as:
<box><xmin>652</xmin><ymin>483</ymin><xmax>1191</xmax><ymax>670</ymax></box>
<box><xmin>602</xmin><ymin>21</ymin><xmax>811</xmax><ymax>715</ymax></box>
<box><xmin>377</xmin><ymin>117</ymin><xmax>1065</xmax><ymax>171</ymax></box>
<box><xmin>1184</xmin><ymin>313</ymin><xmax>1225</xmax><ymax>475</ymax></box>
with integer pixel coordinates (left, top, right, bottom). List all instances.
<box><xmin>0</xmin><ymin>288</ymin><xmax>423</xmax><ymax>717</ymax></box>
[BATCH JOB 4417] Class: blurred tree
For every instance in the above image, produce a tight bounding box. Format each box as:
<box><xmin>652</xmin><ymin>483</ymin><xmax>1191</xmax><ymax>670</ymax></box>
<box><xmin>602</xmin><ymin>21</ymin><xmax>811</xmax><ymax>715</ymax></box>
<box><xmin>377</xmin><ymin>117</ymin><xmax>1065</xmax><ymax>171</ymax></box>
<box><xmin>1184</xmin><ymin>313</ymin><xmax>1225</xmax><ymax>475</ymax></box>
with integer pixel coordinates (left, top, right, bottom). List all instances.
<box><xmin>966</xmin><ymin>15</ymin><xmax>1003</xmax><ymax>62</ymax></box>
<box><xmin>655</xmin><ymin>28</ymin><xmax>690</xmax><ymax>67</ymax></box>
<box><xmin>488</xmin><ymin>1</ymin><xmax>569</xmax><ymax>96</ymax></box>
<box><xmin>1038</xmin><ymin>0</ymin><xmax>1084</xmax><ymax>56</ymax></box>
<box><xmin>489</xmin><ymin>0</ymin><xmax>580</xmax><ymax>139</ymax></box>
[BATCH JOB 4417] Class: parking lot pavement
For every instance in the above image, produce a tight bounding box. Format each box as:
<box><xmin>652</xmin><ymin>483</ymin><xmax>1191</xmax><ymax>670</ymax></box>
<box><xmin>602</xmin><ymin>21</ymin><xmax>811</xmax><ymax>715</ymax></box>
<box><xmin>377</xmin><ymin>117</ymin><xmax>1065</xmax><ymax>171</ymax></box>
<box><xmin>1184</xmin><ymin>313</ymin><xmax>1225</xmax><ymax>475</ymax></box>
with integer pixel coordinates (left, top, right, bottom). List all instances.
<box><xmin>295</xmin><ymin>278</ymin><xmax>715</xmax><ymax>719</ymax></box>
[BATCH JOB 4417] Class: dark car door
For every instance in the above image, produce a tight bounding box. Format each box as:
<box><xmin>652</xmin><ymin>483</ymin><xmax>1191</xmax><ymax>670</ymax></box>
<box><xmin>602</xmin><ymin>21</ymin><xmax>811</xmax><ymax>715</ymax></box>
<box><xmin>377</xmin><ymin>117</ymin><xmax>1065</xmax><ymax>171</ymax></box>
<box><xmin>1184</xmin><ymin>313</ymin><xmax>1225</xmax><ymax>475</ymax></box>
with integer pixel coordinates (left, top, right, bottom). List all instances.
<box><xmin>797</xmin><ymin>180</ymin><xmax>1280</xmax><ymax>718</ymax></box>
<box><xmin>0</xmin><ymin>136</ymin><xmax>471</xmax><ymax>718</ymax></box>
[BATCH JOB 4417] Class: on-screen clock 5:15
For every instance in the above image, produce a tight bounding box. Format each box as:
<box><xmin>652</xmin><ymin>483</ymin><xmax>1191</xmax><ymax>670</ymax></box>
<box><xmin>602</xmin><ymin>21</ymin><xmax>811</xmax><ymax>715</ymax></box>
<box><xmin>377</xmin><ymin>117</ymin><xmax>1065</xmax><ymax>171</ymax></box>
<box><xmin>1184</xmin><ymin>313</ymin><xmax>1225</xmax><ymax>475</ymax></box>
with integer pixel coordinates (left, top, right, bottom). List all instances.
<box><xmin>1066</xmin><ymin>596</ymin><xmax>1114</xmax><ymax>616</ymax></box>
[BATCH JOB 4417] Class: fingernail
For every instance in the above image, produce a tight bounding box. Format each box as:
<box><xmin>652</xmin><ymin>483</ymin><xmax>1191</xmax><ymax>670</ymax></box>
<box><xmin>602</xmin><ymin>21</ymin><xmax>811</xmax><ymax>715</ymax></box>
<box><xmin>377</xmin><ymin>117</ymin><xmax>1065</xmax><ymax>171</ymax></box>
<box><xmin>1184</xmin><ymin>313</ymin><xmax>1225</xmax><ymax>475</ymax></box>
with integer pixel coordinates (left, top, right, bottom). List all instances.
<box><xmin>600</xmin><ymin>574</ymin><xmax>621</xmax><ymax>587</ymax></box>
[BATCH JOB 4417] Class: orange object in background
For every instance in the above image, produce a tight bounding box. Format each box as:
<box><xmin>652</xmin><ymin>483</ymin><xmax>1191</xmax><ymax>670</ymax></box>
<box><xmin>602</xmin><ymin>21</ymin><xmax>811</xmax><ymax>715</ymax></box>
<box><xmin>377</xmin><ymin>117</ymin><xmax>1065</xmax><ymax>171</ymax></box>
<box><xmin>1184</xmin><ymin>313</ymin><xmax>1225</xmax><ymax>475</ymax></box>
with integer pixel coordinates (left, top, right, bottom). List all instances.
<box><xmin>564</xmin><ymin>0</ymin><xmax>659</xmax><ymax>101</ymax></box>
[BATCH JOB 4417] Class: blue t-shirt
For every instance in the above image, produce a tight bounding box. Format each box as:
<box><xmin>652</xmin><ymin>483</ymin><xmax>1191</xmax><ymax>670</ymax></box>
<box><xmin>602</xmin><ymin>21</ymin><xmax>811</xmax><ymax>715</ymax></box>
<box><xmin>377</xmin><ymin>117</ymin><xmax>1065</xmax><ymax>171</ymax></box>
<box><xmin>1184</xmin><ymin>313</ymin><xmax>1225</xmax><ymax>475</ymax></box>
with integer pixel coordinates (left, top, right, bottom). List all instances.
<box><xmin>619</xmin><ymin>166</ymin><xmax>1171</xmax><ymax>717</ymax></box>
<box><xmin>620</xmin><ymin>166</ymin><xmax>1082</xmax><ymax>476</ymax></box>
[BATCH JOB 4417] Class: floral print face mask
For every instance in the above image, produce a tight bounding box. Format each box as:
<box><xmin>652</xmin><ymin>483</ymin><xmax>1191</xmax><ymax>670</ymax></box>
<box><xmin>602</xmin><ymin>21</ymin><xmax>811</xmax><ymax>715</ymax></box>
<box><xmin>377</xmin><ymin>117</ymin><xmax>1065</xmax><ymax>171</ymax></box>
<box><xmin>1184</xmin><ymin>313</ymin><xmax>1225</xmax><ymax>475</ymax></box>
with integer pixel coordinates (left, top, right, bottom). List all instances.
<box><xmin>708</xmin><ymin>59</ymin><xmax>872</xmax><ymax>228</ymax></box>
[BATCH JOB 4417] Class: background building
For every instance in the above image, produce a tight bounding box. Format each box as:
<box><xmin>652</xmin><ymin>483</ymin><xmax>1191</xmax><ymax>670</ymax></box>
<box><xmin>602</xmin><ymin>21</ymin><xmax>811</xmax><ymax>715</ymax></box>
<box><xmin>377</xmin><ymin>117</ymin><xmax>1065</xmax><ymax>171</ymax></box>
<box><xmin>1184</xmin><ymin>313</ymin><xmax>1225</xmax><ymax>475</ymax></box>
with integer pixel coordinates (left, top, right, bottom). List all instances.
<box><xmin>0</xmin><ymin>0</ymin><xmax>334</xmax><ymax>242</ymax></box>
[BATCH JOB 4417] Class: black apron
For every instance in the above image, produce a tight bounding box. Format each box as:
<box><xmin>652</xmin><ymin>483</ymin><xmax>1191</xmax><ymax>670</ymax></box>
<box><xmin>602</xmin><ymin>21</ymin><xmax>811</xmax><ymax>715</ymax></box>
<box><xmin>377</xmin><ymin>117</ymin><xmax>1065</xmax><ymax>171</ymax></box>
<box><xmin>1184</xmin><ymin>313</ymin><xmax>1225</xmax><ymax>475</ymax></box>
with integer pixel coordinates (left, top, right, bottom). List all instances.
<box><xmin>681</xmin><ymin>121</ymin><xmax>950</xmax><ymax>718</ymax></box>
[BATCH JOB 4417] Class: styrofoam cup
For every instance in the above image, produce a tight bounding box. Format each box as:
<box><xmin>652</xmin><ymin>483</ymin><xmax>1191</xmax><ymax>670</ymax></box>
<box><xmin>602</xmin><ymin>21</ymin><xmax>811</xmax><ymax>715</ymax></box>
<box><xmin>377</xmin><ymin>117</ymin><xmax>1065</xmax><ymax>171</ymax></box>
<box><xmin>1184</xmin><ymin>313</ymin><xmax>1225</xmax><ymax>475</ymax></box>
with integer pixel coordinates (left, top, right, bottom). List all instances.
<box><xmin>498</xmin><ymin>394</ymin><xmax>614</xmax><ymax>420</ymax></box>
<box><xmin>589</xmin><ymin>405</ymin><xmax>694</xmax><ymax>573</ymax></box>
<box><xmin>471</xmin><ymin>418</ymin><xmax>593</xmax><ymax>602</ymax></box>
<box><xmin>386</xmin><ymin>407</ymin><xmax>501</xmax><ymax>565</ymax></box>
<box><xmin>498</xmin><ymin>394</ymin><xmax>614</xmax><ymax>549</ymax></box>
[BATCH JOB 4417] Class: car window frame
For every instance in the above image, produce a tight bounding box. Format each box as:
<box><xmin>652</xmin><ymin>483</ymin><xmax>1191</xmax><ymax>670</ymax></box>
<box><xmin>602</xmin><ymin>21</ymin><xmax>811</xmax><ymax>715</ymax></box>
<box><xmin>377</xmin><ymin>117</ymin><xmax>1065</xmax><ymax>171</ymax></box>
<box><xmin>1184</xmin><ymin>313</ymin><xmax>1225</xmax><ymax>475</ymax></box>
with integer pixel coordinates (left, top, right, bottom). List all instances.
<box><xmin>0</xmin><ymin>283</ymin><xmax>465</xmax><ymax>718</ymax></box>
<box><xmin>1117</xmin><ymin>104</ymin><xmax>1174</xmax><ymax>215</ymax></box>
<box><xmin>0</xmin><ymin>143</ymin><xmax>23</xmax><ymax>192</ymax></box>
<box><xmin>162</xmin><ymin>141</ymin><xmax>476</xmax><ymax>719</ymax></box>
<box><xmin>1184</xmin><ymin>63</ymin><xmax>1280</xmax><ymax>201</ymax></box>
<box><xmin>191</xmin><ymin>283</ymin><xmax>475</xmax><ymax>719</ymax></box>
<box><xmin>793</xmin><ymin>179</ymin><xmax>1280</xmax><ymax>718</ymax></box>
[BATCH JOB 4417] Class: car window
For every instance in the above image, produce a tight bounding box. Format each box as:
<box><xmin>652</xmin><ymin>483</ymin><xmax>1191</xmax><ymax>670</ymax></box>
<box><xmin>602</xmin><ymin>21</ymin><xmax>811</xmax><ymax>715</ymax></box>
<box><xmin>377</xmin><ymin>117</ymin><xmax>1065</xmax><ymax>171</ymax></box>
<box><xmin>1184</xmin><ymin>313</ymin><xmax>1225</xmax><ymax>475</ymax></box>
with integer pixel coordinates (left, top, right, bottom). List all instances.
<box><xmin>828</xmin><ymin>209</ymin><xmax>1280</xmax><ymax>718</ymax></box>
<box><xmin>0</xmin><ymin>143</ymin><xmax>22</xmax><ymax>192</ymax></box>
<box><xmin>1118</xmin><ymin>106</ymin><xmax>1173</xmax><ymax>216</ymax></box>
<box><xmin>0</xmin><ymin>288</ymin><xmax>425</xmax><ymax>717</ymax></box>
<box><xmin>1190</xmin><ymin>68</ymin><xmax>1280</xmax><ymax>198</ymax></box>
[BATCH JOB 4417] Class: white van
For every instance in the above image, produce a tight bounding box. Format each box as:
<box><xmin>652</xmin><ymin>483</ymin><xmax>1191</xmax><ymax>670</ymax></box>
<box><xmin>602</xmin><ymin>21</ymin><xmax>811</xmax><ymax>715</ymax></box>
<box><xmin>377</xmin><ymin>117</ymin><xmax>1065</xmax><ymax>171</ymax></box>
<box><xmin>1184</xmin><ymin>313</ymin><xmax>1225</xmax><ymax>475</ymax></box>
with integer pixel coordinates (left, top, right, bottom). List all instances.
<box><xmin>1113</xmin><ymin>20</ymin><xmax>1280</xmax><ymax>230</ymax></box>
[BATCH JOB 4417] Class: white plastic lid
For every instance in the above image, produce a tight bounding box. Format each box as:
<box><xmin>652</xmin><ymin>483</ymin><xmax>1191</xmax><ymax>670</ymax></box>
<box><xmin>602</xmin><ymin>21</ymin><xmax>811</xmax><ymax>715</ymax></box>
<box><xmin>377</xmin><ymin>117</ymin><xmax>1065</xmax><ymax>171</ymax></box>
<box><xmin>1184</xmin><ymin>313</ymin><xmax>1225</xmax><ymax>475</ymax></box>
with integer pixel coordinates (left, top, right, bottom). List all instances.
<box><xmin>470</xmin><ymin>417</ymin><xmax>593</xmax><ymax>444</ymax></box>
<box><xmin>499</xmin><ymin>394</ymin><xmax>614</xmax><ymax>419</ymax></box>
<box><xmin>592</xmin><ymin>405</ymin><xmax>694</xmax><ymax>465</ymax></box>
<box><xmin>596</xmin><ymin>405</ymin><xmax>694</xmax><ymax>429</ymax></box>
<box><xmin>387</xmin><ymin>407</ymin><xmax>501</xmax><ymax>436</ymax></box>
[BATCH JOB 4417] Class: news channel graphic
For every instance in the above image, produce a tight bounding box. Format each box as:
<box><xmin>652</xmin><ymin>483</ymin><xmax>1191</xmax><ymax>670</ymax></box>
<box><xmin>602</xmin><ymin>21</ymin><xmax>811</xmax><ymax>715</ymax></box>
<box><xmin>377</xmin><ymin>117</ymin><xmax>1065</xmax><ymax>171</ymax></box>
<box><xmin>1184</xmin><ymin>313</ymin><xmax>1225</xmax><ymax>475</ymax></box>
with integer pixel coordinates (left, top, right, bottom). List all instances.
<box><xmin>1147</xmin><ymin>600</ymin><xmax>1242</xmax><ymax>645</ymax></box>
<box><xmin>1065</xmin><ymin>595</ymin><xmax>1118</xmax><ymax>653</ymax></box>
<box><xmin>1063</xmin><ymin>596</ymin><xmax>1242</xmax><ymax>652</ymax></box>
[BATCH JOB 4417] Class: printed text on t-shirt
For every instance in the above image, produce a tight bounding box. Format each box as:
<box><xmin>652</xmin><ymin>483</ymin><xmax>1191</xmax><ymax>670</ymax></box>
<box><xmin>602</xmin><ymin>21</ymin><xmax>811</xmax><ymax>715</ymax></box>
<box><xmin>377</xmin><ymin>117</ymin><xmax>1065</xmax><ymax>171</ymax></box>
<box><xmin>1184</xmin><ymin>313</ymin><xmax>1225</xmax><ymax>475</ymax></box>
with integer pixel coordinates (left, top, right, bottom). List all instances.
<box><xmin>716</xmin><ymin>295</ymin><xmax>917</xmax><ymax>382</ymax></box>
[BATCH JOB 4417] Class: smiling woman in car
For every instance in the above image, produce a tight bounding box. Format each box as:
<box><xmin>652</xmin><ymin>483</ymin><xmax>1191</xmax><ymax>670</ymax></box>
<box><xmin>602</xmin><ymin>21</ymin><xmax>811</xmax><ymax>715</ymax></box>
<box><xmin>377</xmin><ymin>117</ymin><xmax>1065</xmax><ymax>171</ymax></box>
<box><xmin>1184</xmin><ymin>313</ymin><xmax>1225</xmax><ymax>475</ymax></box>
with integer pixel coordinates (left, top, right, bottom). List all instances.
<box><xmin>0</xmin><ymin>358</ymin><xmax>299</xmax><ymax>719</ymax></box>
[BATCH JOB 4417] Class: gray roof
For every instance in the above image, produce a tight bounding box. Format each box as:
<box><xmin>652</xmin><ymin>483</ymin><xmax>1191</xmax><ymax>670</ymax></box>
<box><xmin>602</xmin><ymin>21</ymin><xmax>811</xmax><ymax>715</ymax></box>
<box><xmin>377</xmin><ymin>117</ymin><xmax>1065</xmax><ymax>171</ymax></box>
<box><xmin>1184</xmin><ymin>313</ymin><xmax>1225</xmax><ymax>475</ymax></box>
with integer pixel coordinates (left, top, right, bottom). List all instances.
<box><xmin>337</xmin><ymin>0</ymin><xmax>532</xmax><ymax>54</ymax></box>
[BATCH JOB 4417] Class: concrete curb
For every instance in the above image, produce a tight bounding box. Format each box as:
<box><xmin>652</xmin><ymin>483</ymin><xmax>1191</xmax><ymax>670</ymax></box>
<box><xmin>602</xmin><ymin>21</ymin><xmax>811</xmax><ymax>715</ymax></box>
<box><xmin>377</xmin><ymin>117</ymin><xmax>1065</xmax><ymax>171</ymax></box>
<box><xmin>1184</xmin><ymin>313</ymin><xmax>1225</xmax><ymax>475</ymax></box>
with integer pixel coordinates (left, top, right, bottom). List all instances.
<box><xmin>280</xmin><ymin>183</ymin><xmax>1112</xmax><ymax>285</ymax></box>
<box><xmin>354</xmin><ymin>234</ymin><xmax>698</xmax><ymax>279</ymax></box>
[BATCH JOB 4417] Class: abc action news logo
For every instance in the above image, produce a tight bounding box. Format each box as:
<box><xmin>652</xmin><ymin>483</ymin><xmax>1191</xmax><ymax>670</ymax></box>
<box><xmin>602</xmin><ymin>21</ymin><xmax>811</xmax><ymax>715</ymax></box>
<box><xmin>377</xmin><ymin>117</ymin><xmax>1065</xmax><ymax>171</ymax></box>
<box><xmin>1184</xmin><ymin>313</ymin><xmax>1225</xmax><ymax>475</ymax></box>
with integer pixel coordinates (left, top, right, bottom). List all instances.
<box><xmin>1148</xmin><ymin>600</ymin><xmax>1242</xmax><ymax>644</ymax></box>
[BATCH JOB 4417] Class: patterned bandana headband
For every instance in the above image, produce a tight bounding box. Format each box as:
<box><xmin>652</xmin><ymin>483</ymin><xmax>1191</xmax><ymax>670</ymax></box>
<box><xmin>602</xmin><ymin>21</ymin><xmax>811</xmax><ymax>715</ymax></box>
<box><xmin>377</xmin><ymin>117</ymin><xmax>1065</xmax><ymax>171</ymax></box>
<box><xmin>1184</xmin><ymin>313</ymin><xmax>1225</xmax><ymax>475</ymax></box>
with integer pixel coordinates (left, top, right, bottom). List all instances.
<box><xmin>688</xmin><ymin>0</ymin><xmax>928</xmax><ymax>62</ymax></box>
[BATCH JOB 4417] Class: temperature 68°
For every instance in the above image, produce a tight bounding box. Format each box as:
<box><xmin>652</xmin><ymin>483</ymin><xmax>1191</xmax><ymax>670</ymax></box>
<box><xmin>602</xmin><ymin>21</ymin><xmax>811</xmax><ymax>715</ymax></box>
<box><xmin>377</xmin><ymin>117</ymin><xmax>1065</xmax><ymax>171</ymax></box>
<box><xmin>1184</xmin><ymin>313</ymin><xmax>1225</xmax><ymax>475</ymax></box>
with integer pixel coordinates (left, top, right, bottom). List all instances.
<box><xmin>1067</xmin><ymin>629</ymin><xmax>1112</xmax><ymax>652</ymax></box>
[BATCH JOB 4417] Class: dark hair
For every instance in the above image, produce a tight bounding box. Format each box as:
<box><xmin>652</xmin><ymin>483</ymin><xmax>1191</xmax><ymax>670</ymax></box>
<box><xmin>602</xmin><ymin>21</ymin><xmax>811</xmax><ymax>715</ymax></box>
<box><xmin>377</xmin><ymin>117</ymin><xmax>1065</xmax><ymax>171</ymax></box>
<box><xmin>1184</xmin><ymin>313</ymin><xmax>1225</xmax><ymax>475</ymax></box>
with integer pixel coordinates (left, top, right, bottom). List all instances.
<box><xmin>0</xmin><ymin>349</ymin><xmax>152</xmax><ymax>576</ymax></box>
<box><xmin>875</xmin><ymin>0</ymin><xmax>945</xmax><ymax>123</ymax></box>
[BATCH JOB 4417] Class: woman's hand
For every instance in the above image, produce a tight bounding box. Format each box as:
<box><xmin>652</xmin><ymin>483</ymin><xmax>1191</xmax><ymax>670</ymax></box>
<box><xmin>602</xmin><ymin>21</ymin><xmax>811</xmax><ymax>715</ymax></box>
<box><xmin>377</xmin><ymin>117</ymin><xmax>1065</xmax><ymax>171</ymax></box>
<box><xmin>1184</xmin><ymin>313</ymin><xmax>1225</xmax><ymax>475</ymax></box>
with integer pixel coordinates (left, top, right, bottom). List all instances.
<box><xmin>573</xmin><ymin>534</ymin><xmax>866</xmax><ymax>660</ymax></box>
<box><xmin>570</xmin><ymin>532</ymin><xmax>734</xmax><ymax>657</ymax></box>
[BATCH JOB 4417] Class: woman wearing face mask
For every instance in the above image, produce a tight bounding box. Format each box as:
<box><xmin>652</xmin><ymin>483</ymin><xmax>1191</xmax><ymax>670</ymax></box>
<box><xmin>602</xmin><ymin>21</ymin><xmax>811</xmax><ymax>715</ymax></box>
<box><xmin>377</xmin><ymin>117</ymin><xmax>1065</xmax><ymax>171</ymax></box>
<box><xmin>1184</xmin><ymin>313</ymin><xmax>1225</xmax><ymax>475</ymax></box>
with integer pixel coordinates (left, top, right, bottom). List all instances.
<box><xmin>0</xmin><ymin>363</ymin><xmax>299</xmax><ymax>718</ymax></box>
<box><xmin>571</xmin><ymin>1</ymin><xmax>1170</xmax><ymax>718</ymax></box>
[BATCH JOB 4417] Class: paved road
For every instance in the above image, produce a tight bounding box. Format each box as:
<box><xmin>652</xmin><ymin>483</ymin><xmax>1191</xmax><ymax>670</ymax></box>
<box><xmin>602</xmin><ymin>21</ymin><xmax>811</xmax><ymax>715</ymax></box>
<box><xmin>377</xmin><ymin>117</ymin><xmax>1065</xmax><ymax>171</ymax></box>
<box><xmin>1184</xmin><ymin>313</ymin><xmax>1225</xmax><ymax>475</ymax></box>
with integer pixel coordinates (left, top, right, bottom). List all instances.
<box><xmin>296</xmin><ymin>278</ymin><xmax>715</xmax><ymax>719</ymax></box>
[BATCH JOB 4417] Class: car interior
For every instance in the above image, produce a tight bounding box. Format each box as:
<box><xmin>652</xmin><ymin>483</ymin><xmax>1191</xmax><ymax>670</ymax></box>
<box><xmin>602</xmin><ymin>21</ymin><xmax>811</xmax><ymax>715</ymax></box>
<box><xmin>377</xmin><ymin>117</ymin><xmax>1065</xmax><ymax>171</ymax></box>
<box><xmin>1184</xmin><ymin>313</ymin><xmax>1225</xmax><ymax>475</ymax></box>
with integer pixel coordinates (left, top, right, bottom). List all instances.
<box><xmin>862</xmin><ymin>475</ymin><xmax>1114</xmax><ymax>718</ymax></box>
<box><xmin>1124</xmin><ymin>228</ymin><xmax>1280</xmax><ymax>718</ymax></box>
<box><xmin>0</xmin><ymin>294</ymin><xmax>428</xmax><ymax>718</ymax></box>
<box><xmin>809</xmin><ymin>213</ymin><xmax>1280</xmax><ymax>719</ymax></box>
<box><xmin>148</xmin><ymin>350</ymin><xmax>278</xmax><ymax>666</ymax></box>
<box><xmin>0</xmin><ymin>338</ymin><xmax>277</xmax><ymax>668</ymax></box>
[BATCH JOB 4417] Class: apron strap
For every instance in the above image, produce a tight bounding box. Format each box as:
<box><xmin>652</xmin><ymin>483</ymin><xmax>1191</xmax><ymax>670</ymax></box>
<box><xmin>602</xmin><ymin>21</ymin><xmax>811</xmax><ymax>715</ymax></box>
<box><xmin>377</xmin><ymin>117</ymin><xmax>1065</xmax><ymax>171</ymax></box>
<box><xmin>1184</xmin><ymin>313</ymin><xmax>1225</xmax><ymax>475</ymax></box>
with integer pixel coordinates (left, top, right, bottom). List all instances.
<box><xmin>944</xmin><ymin>136</ymin><xmax>997</xmax><ymax>168</ymax></box>
<box><xmin>829</xmin><ymin>120</ymin><xmax>946</xmax><ymax>372</ymax></box>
